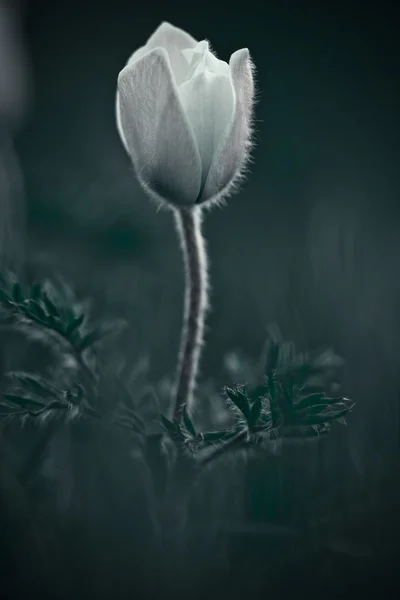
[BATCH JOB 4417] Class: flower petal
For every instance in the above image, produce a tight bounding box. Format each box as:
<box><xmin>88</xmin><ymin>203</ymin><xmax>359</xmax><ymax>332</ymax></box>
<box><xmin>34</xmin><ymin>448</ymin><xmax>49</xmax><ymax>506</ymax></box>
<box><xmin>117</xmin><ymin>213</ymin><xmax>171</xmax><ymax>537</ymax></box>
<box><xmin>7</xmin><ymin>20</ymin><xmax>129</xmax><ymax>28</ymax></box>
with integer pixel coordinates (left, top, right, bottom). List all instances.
<box><xmin>178</xmin><ymin>70</ymin><xmax>234</xmax><ymax>188</ymax></box>
<box><xmin>181</xmin><ymin>40</ymin><xmax>230</xmax><ymax>79</ymax></box>
<box><xmin>199</xmin><ymin>48</ymin><xmax>255</xmax><ymax>205</ymax></box>
<box><xmin>117</xmin><ymin>48</ymin><xmax>202</xmax><ymax>207</ymax></box>
<box><xmin>127</xmin><ymin>22</ymin><xmax>198</xmax><ymax>85</ymax></box>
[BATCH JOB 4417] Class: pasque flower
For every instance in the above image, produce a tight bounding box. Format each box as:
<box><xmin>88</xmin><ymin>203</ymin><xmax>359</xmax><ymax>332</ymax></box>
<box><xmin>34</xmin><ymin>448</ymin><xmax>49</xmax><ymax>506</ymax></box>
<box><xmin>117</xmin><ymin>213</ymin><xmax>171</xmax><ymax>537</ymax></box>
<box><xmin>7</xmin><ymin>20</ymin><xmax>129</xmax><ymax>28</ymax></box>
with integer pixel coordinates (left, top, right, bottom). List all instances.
<box><xmin>116</xmin><ymin>21</ymin><xmax>255</xmax><ymax>208</ymax></box>
<box><xmin>116</xmin><ymin>22</ymin><xmax>256</xmax><ymax>421</ymax></box>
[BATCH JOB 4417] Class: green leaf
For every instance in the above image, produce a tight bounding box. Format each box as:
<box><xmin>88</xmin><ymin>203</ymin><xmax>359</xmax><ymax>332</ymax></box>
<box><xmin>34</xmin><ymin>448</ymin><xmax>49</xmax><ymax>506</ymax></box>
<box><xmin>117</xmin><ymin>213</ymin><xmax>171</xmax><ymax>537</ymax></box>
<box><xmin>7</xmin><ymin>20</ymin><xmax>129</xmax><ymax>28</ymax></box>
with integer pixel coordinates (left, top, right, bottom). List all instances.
<box><xmin>252</xmin><ymin>422</ymin><xmax>273</xmax><ymax>433</ymax></box>
<box><xmin>2</xmin><ymin>393</ymin><xmax>46</xmax><ymax>410</ymax></box>
<box><xmin>294</xmin><ymin>393</ymin><xmax>327</xmax><ymax>411</ymax></box>
<box><xmin>42</xmin><ymin>293</ymin><xmax>59</xmax><ymax>317</ymax></box>
<box><xmin>28</xmin><ymin>300</ymin><xmax>48</xmax><ymax>321</ymax></box>
<box><xmin>297</xmin><ymin>399</ymin><xmax>352</xmax><ymax>418</ymax></box>
<box><xmin>201</xmin><ymin>430</ymin><xmax>232</xmax><ymax>443</ymax></box>
<box><xmin>281</xmin><ymin>380</ymin><xmax>294</xmax><ymax>401</ymax></box>
<box><xmin>225</xmin><ymin>385</ymin><xmax>250</xmax><ymax>419</ymax></box>
<box><xmin>276</xmin><ymin>381</ymin><xmax>294</xmax><ymax>414</ymax></box>
<box><xmin>309</xmin><ymin>406</ymin><xmax>353</xmax><ymax>423</ymax></box>
<box><xmin>267</xmin><ymin>374</ymin><xmax>282</xmax><ymax>426</ymax></box>
<box><xmin>248</xmin><ymin>383</ymin><xmax>268</xmax><ymax>402</ymax></box>
<box><xmin>47</xmin><ymin>315</ymin><xmax>65</xmax><ymax>333</ymax></box>
<box><xmin>297</xmin><ymin>403</ymin><xmax>334</xmax><ymax>417</ymax></box>
<box><xmin>160</xmin><ymin>414</ymin><xmax>185</xmax><ymax>443</ymax></box>
<box><xmin>297</xmin><ymin>411</ymin><xmax>349</xmax><ymax>425</ymax></box>
<box><xmin>160</xmin><ymin>414</ymin><xmax>176</xmax><ymax>434</ymax></box>
<box><xmin>248</xmin><ymin>398</ymin><xmax>262</xmax><ymax>428</ymax></box>
<box><xmin>182</xmin><ymin>405</ymin><xmax>197</xmax><ymax>437</ymax></box>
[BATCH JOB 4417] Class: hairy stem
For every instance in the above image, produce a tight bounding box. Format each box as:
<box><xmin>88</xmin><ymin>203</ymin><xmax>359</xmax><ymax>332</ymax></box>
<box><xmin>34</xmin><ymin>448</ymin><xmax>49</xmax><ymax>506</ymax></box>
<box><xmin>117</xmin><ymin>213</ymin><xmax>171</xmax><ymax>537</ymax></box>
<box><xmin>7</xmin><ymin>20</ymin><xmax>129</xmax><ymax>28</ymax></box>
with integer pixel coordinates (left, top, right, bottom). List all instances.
<box><xmin>173</xmin><ymin>206</ymin><xmax>209</xmax><ymax>421</ymax></box>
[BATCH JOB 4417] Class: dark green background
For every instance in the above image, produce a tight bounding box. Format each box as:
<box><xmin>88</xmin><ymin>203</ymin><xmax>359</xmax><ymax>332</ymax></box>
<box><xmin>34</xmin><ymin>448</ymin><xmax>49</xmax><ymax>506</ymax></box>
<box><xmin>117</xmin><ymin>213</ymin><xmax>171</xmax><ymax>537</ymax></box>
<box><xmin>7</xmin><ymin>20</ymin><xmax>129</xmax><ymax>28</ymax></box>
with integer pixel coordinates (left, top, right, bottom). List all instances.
<box><xmin>19</xmin><ymin>0</ymin><xmax>399</xmax><ymax>417</ymax></box>
<box><xmin>2</xmin><ymin>0</ymin><xmax>399</xmax><ymax>595</ymax></box>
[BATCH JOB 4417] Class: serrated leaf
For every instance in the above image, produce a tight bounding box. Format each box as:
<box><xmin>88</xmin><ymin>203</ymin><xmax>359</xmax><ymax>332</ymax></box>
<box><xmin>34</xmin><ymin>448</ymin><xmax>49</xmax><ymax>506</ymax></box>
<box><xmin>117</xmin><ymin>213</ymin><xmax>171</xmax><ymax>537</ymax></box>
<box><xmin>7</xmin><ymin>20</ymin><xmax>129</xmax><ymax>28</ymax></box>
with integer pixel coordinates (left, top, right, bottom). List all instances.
<box><xmin>267</xmin><ymin>374</ymin><xmax>282</xmax><ymax>426</ymax></box>
<box><xmin>182</xmin><ymin>405</ymin><xmax>197</xmax><ymax>437</ymax></box>
<box><xmin>297</xmin><ymin>403</ymin><xmax>336</xmax><ymax>417</ymax></box>
<box><xmin>42</xmin><ymin>293</ymin><xmax>59</xmax><ymax>317</ymax></box>
<box><xmin>252</xmin><ymin>422</ymin><xmax>273</xmax><ymax>433</ymax></box>
<box><xmin>160</xmin><ymin>414</ymin><xmax>185</xmax><ymax>443</ymax></box>
<box><xmin>2</xmin><ymin>393</ymin><xmax>46</xmax><ymax>410</ymax></box>
<box><xmin>28</xmin><ymin>300</ymin><xmax>48</xmax><ymax>321</ymax></box>
<box><xmin>247</xmin><ymin>383</ymin><xmax>269</xmax><ymax>405</ymax></box>
<box><xmin>280</xmin><ymin>423</ymin><xmax>331</xmax><ymax>439</ymax></box>
<box><xmin>280</xmin><ymin>382</ymin><xmax>295</xmax><ymax>407</ymax></box>
<box><xmin>297</xmin><ymin>411</ymin><xmax>347</xmax><ymax>425</ymax></box>
<box><xmin>294</xmin><ymin>393</ymin><xmax>327</xmax><ymax>411</ymax></box>
<box><xmin>225</xmin><ymin>386</ymin><xmax>250</xmax><ymax>419</ymax></box>
<box><xmin>201</xmin><ymin>430</ymin><xmax>232</xmax><ymax>443</ymax></box>
<box><xmin>160</xmin><ymin>414</ymin><xmax>177</xmax><ymax>433</ymax></box>
<box><xmin>47</xmin><ymin>314</ymin><xmax>64</xmax><ymax>333</ymax></box>
<box><xmin>248</xmin><ymin>398</ymin><xmax>263</xmax><ymax>428</ymax></box>
<box><xmin>276</xmin><ymin>381</ymin><xmax>294</xmax><ymax>414</ymax></box>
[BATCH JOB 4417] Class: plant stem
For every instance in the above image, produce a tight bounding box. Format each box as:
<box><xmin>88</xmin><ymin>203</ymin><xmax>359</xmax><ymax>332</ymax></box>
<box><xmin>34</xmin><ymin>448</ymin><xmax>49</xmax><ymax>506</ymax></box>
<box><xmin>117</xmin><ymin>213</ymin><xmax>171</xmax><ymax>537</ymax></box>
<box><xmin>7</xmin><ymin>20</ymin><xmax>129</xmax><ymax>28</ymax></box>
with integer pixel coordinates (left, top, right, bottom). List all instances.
<box><xmin>173</xmin><ymin>207</ymin><xmax>209</xmax><ymax>421</ymax></box>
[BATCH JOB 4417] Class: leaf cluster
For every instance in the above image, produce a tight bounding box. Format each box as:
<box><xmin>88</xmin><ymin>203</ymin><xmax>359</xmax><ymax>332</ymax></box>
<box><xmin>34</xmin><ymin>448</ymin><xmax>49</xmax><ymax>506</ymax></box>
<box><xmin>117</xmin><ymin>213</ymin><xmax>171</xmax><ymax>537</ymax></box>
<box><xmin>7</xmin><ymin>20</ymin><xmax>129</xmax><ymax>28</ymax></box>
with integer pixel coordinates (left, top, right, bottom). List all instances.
<box><xmin>0</xmin><ymin>273</ymin><xmax>355</xmax><ymax>474</ymax></box>
<box><xmin>159</xmin><ymin>326</ymin><xmax>354</xmax><ymax>463</ymax></box>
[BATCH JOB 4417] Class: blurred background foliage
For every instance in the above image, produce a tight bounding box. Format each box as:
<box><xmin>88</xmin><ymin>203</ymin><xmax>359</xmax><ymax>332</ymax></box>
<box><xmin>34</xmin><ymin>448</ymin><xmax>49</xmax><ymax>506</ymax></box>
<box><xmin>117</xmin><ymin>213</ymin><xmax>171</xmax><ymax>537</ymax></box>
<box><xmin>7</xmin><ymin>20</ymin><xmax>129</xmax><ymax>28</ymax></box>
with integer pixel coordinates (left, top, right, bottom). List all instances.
<box><xmin>0</xmin><ymin>0</ymin><xmax>399</xmax><ymax>598</ymax></box>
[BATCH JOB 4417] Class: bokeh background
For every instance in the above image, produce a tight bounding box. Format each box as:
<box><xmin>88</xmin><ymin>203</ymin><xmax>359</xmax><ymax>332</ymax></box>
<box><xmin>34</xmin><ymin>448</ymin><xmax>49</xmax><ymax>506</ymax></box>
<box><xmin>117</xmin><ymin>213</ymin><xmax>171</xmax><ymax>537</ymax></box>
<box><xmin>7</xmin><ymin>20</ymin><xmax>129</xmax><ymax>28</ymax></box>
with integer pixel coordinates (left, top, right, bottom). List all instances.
<box><xmin>18</xmin><ymin>0</ymin><xmax>400</xmax><ymax>450</ymax></box>
<box><xmin>1</xmin><ymin>0</ymin><xmax>400</xmax><ymax>597</ymax></box>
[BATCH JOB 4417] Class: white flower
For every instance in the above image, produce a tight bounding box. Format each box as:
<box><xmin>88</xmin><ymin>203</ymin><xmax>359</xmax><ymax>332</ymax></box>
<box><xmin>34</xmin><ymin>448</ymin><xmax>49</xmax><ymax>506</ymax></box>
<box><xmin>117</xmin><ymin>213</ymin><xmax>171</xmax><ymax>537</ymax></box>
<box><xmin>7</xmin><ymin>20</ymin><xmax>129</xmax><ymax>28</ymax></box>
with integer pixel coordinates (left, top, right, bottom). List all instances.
<box><xmin>116</xmin><ymin>21</ymin><xmax>255</xmax><ymax>208</ymax></box>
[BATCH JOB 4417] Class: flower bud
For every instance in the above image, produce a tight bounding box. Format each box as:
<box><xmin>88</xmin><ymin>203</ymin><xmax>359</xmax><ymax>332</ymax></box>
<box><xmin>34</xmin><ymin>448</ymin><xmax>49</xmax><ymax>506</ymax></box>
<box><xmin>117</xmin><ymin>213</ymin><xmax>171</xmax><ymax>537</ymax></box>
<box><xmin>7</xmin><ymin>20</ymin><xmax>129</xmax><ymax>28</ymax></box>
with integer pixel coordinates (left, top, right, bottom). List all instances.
<box><xmin>117</xmin><ymin>22</ymin><xmax>255</xmax><ymax>209</ymax></box>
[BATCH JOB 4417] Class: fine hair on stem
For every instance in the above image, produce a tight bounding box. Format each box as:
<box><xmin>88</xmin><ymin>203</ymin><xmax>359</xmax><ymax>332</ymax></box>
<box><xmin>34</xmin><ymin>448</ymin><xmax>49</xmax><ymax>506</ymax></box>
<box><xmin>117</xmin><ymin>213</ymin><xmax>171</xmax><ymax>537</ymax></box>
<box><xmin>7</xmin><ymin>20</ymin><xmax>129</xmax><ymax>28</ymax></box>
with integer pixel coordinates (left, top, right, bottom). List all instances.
<box><xmin>172</xmin><ymin>206</ymin><xmax>209</xmax><ymax>420</ymax></box>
